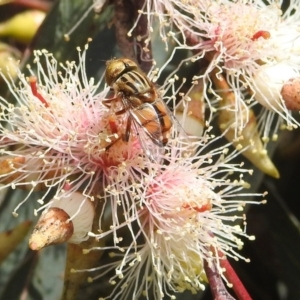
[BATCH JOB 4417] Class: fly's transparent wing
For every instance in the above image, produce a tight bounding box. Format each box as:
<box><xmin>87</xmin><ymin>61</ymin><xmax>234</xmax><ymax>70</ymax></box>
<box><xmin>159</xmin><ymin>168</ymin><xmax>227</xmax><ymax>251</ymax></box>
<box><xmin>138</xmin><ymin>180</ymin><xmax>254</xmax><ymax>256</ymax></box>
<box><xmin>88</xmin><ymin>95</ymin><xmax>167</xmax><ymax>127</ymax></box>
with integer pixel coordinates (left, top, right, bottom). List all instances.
<box><xmin>129</xmin><ymin>103</ymin><xmax>165</xmax><ymax>161</ymax></box>
<box><xmin>128</xmin><ymin>99</ymin><xmax>192</xmax><ymax>161</ymax></box>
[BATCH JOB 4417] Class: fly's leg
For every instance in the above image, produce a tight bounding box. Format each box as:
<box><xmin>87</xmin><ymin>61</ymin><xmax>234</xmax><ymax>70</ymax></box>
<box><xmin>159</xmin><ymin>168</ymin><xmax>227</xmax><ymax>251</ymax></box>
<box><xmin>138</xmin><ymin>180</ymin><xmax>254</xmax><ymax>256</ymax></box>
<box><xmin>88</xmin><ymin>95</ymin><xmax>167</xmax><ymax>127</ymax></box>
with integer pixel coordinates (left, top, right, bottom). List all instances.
<box><xmin>103</xmin><ymin>94</ymin><xmax>131</xmax><ymax>148</ymax></box>
<box><xmin>102</xmin><ymin>97</ymin><xmax>117</xmax><ymax>109</ymax></box>
<box><xmin>104</xmin><ymin>115</ymin><xmax>121</xmax><ymax>151</ymax></box>
<box><xmin>108</xmin><ymin>115</ymin><xmax>119</xmax><ymax>135</ymax></box>
<box><xmin>103</xmin><ymin>96</ymin><xmax>127</xmax><ymax>115</ymax></box>
<box><xmin>123</xmin><ymin>115</ymin><xmax>132</xmax><ymax>142</ymax></box>
<box><xmin>104</xmin><ymin>117</ymin><xmax>131</xmax><ymax>152</ymax></box>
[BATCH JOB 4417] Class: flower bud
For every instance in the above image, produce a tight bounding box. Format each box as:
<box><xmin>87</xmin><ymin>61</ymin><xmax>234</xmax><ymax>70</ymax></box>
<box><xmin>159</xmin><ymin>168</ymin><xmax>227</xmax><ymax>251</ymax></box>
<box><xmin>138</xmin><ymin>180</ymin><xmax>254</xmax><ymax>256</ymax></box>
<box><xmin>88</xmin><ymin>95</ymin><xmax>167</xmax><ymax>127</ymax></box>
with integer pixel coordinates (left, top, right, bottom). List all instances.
<box><xmin>0</xmin><ymin>42</ymin><xmax>20</xmax><ymax>80</ymax></box>
<box><xmin>252</xmin><ymin>63</ymin><xmax>299</xmax><ymax>112</ymax></box>
<box><xmin>0</xmin><ymin>10</ymin><xmax>45</xmax><ymax>44</ymax></box>
<box><xmin>29</xmin><ymin>207</ymin><xmax>73</xmax><ymax>250</ymax></box>
<box><xmin>0</xmin><ymin>220</ymin><xmax>32</xmax><ymax>264</ymax></box>
<box><xmin>29</xmin><ymin>192</ymin><xmax>94</xmax><ymax>250</ymax></box>
<box><xmin>219</xmin><ymin>105</ymin><xmax>280</xmax><ymax>178</ymax></box>
<box><xmin>281</xmin><ymin>77</ymin><xmax>300</xmax><ymax>111</ymax></box>
<box><xmin>175</xmin><ymin>98</ymin><xmax>205</xmax><ymax>138</ymax></box>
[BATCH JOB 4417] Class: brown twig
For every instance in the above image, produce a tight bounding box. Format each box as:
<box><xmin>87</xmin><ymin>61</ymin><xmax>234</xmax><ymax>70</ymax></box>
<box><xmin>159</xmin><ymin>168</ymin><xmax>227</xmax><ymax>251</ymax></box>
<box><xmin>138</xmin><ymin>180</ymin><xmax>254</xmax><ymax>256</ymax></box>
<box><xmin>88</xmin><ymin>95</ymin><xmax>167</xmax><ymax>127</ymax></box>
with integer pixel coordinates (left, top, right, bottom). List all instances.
<box><xmin>133</xmin><ymin>0</ymin><xmax>153</xmax><ymax>73</ymax></box>
<box><xmin>204</xmin><ymin>259</ymin><xmax>236</xmax><ymax>300</ymax></box>
<box><xmin>113</xmin><ymin>0</ymin><xmax>136</xmax><ymax>61</ymax></box>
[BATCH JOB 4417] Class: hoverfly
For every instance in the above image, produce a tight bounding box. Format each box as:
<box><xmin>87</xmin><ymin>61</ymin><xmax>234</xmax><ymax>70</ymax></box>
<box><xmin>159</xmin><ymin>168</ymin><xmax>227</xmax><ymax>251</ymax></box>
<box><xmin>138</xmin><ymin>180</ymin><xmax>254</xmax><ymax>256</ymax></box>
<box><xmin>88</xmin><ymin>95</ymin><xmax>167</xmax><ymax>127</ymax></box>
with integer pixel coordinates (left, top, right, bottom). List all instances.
<box><xmin>103</xmin><ymin>58</ymin><xmax>174</xmax><ymax>159</ymax></box>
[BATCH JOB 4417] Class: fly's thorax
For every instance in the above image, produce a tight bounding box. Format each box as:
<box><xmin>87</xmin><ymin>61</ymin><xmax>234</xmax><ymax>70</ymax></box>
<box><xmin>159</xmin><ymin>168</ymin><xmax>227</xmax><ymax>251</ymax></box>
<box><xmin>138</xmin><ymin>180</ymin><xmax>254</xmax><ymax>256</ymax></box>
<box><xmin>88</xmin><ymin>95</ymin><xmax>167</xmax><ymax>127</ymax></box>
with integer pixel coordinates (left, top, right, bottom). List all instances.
<box><xmin>105</xmin><ymin>58</ymin><xmax>138</xmax><ymax>86</ymax></box>
<box><xmin>116</xmin><ymin>70</ymin><xmax>152</xmax><ymax>95</ymax></box>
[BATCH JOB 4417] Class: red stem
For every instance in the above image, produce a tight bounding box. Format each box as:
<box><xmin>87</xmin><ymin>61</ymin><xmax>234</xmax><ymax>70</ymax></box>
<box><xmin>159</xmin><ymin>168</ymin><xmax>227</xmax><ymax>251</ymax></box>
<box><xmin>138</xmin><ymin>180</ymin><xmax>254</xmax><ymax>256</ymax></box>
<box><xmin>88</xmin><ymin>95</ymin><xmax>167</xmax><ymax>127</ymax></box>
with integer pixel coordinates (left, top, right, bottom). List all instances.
<box><xmin>204</xmin><ymin>259</ymin><xmax>235</xmax><ymax>300</ymax></box>
<box><xmin>219</xmin><ymin>252</ymin><xmax>252</xmax><ymax>300</ymax></box>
